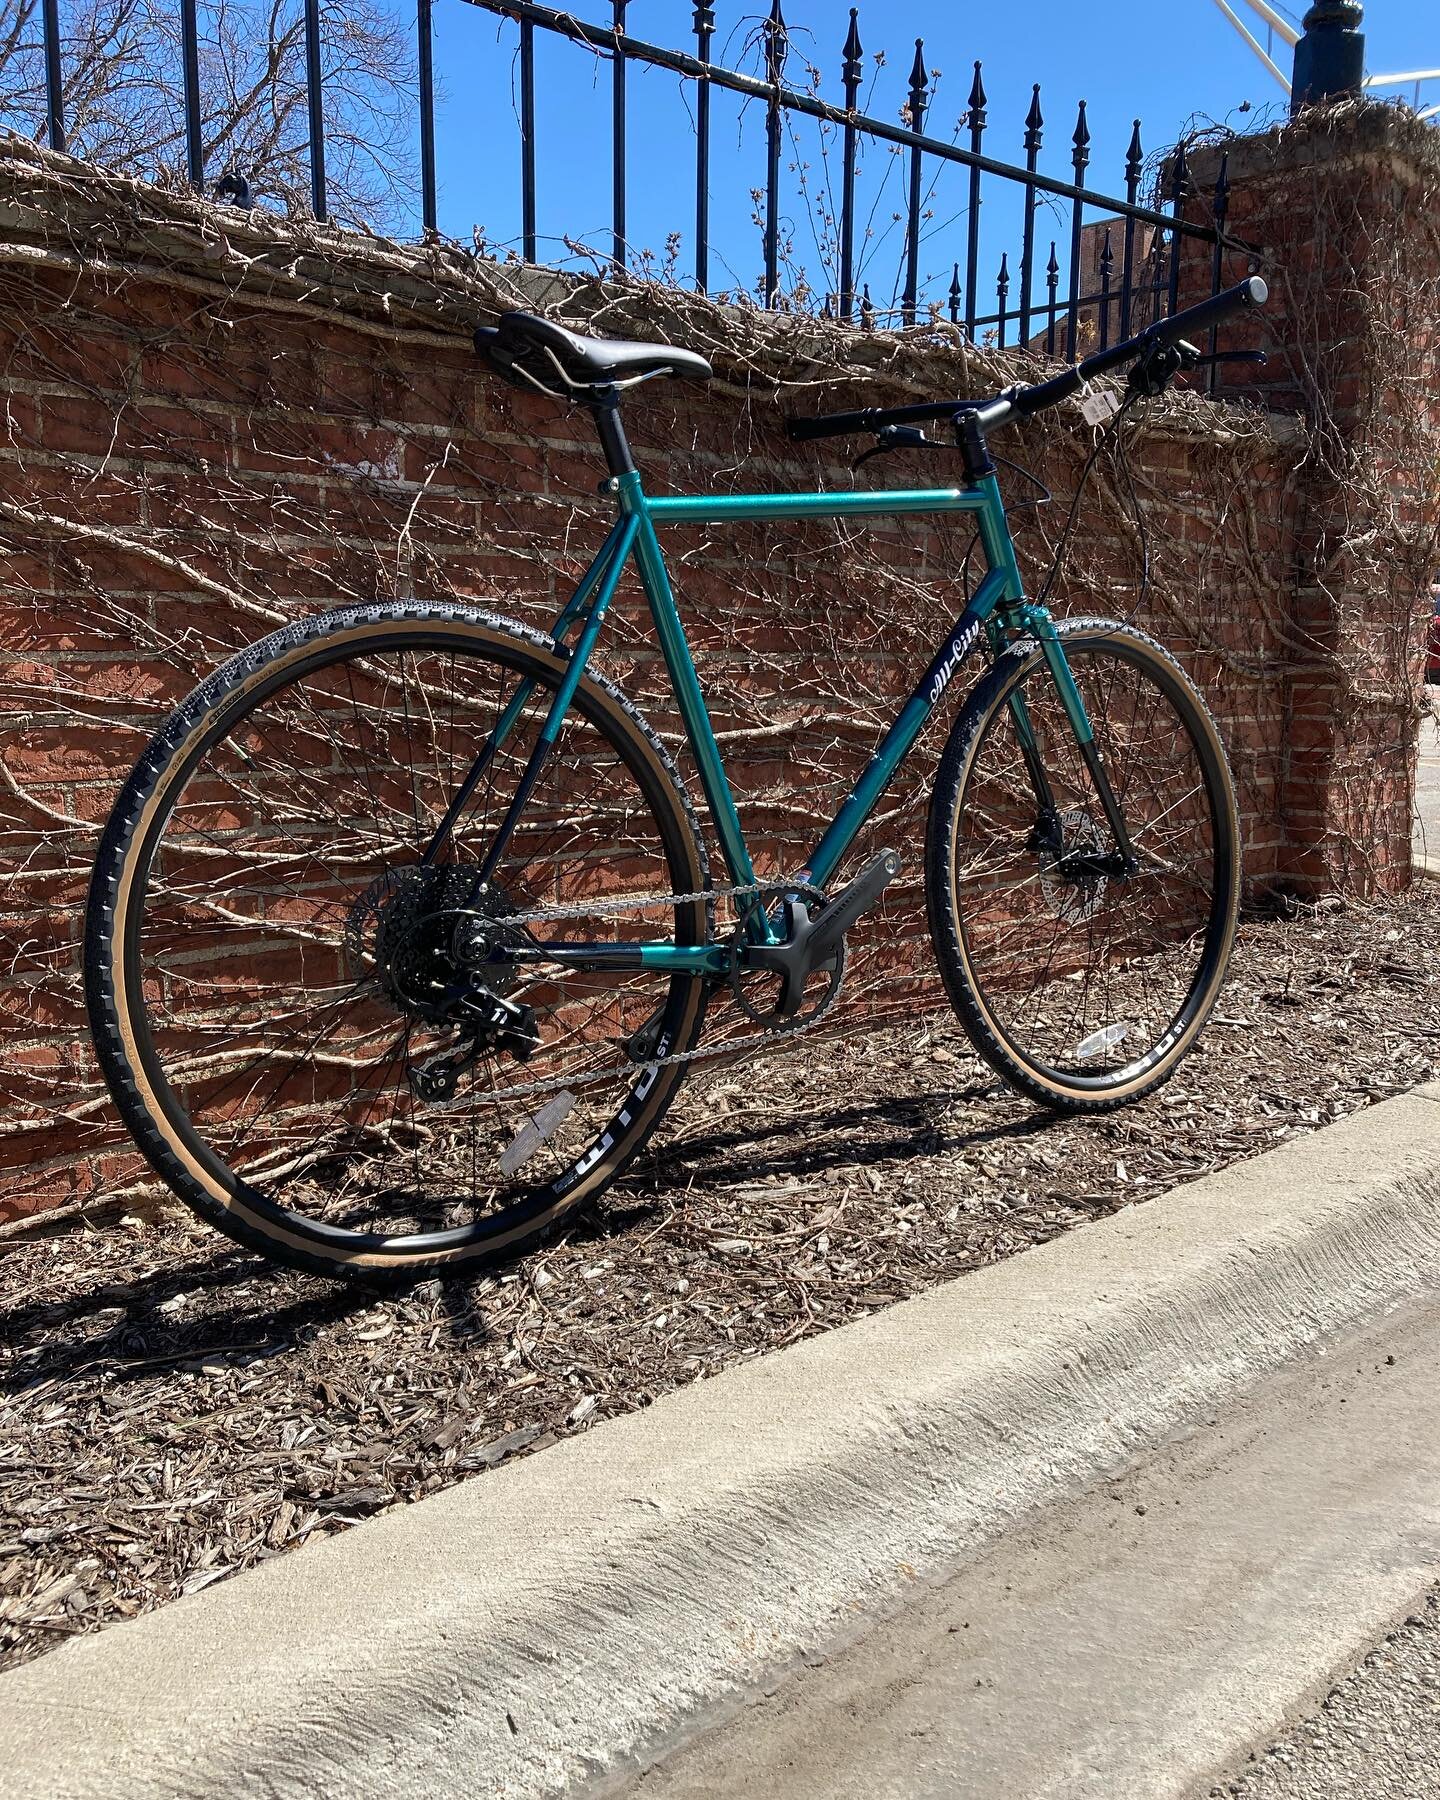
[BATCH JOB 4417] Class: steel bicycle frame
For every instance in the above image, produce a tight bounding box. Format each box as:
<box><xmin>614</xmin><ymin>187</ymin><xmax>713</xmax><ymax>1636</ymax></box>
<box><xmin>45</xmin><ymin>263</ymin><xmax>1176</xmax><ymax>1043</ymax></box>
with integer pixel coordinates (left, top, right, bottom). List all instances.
<box><xmin>425</xmin><ymin>465</ymin><xmax>1106</xmax><ymax>977</ymax></box>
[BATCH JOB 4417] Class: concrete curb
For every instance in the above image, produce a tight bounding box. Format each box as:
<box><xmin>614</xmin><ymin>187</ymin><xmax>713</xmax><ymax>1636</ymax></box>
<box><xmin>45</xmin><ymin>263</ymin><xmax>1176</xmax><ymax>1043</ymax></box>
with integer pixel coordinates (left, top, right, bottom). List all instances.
<box><xmin>6</xmin><ymin>1086</ymin><xmax>1440</xmax><ymax>1800</ymax></box>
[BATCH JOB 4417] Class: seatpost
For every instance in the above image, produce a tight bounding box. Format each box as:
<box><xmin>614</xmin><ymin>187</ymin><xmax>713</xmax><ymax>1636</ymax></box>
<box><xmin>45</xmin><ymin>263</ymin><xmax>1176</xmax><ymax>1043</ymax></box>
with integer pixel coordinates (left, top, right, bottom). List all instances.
<box><xmin>589</xmin><ymin>387</ymin><xmax>638</xmax><ymax>479</ymax></box>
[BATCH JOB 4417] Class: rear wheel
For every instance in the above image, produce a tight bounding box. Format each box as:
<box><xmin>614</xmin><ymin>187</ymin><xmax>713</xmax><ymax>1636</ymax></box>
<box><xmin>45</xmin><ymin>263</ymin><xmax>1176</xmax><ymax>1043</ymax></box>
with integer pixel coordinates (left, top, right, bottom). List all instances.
<box><xmin>926</xmin><ymin>618</ymin><xmax>1240</xmax><ymax>1111</ymax></box>
<box><xmin>85</xmin><ymin>602</ymin><xmax>709</xmax><ymax>1284</ymax></box>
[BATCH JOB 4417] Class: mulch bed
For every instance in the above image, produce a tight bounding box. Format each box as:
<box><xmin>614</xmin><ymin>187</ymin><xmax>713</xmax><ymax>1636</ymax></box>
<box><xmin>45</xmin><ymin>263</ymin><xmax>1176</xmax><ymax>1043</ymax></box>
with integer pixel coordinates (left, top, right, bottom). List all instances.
<box><xmin>4</xmin><ymin>888</ymin><xmax>1440</xmax><ymax>1674</ymax></box>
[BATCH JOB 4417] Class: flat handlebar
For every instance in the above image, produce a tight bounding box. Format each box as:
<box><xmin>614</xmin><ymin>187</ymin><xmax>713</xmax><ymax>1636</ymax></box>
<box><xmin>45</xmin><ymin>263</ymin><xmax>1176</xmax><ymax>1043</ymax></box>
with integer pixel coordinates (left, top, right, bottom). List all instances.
<box><xmin>784</xmin><ymin>276</ymin><xmax>1269</xmax><ymax>443</ymax></box>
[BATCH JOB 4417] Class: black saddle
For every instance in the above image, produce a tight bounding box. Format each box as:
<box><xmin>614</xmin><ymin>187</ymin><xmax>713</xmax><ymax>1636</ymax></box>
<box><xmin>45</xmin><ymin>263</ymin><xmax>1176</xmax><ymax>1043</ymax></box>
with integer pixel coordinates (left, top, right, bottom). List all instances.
<box><xmin>475</xmin><ymin>311</ymin><xmax>712</xmax><ymax>396</ymax></box>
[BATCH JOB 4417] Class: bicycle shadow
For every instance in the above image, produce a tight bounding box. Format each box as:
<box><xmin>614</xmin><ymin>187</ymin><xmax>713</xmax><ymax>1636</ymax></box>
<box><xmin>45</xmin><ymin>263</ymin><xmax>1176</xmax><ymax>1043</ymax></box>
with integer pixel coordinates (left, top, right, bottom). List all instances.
<box><xmin>1</xmin><ymin>1083</ymin><xmax>1065</xmax><ymax>1397</ymax></box>
<box><xmin>622</xmin><ymin>1080</ymin><xmax>1059</xmax><ymax>1196</ymax></box>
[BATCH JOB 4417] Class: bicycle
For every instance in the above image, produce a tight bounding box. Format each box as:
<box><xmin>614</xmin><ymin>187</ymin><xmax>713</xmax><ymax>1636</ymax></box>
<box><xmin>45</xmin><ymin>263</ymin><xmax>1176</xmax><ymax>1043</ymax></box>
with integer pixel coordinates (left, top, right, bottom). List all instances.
<box><xmin>84</xmin><ymin>276</ymin><xmax>1268</xmax><ymax>1284</ymax></box>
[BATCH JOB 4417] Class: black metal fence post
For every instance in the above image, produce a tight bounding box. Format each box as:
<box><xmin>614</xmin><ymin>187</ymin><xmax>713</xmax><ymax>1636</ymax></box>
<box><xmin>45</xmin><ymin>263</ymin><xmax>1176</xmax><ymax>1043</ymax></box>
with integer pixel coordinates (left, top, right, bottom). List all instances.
<box><xmin>1098</xmin><ymin>227</ymin><xmax>1113</xmax><ymax>351</ymax></box>
<box><xmin>995</xmin><ymin>253</ymin><xmax>1009</xmax><ymax>348</ymax></box>
<box><xmin>693</xmin><ymin>4</ymin><xmax>714</xmax><ymax>293</ymax></box>
<box><xmin>1018</xmin><ymin>85</ymin><xmax>1042</xmax><ymax>345</ymax></box>
<box><xmin>418</xmin><ymin>0</ymin><xmax>437</xmax><ymax>233</ymax></box>
<box><xmin>1207</xmin><ymin>151</ymin><xmax>1230</xmax><ymax>391</ymax></box>
<box><xmin>520</xmin><ymin>15</ymin><xmax>537</xmax><ymax>261</ymax></box>
<box><xmin>1064</xmin><ymin>98</ymin><xmax>1089</xmax><ymax>358</ymax></box>
<box><xmin>763</xmin><ymin>0</ymin><xmax>785</xmax><ymax>306</ymax></box>
<box><xmin>1120</xmin><ymin>119</ymin><xmax>1143</xmax><ymax>339</ymax></box>
<box><xmin>902</xmin><ymin>39</ymin><xmax>928</xmax><ymax>325</ymax></box>
<box><xmin>1045</xmin><ymin>242</ymin><xmax>1059</xmax><ymax>355</ymax></box>
<box><xmin>1167</xmin><ymin>142</ymin><xmax>1189</xmax><ymax>319</ymax></box>
<box><xmin>964</xmin><ymin>62</ymin><xmax>986</xmax><ymax>340</ymax></box>
<box><xmin>303</xmin><ymin>0</ymin><xmax>328</xmax><ymax>219</ymax></box>
<box><xmin>41</xmin><ymin>0</ymin><xmax>65</xmax><ymax>153</ymax></box>
<box><xmin>838</xmin><ymin>8</ymin><xmax>862</xmax><ymax>322</ymax></box>
<box><xmin>181</xmin><ymin>0</ymin><xmax>204</xmax><ymax>189</ymax></box>
<box><xmin>612</xmin><ymin>0</ymin><xmax>627</xmax><ymax>272</ymax></box>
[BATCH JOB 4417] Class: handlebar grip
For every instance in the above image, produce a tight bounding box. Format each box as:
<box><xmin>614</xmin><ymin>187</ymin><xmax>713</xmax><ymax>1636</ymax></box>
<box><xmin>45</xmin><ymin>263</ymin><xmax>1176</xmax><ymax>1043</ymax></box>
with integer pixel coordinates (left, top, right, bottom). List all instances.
<box><xmin>1070</xmin><ymin>275</ymin><xmax>1268</xmax><ymax>387</ymax></box>
<box><xmin>1148</xmin><ymin>274</ymin><xmax>1269</xmax><ymax>349</ymax></box>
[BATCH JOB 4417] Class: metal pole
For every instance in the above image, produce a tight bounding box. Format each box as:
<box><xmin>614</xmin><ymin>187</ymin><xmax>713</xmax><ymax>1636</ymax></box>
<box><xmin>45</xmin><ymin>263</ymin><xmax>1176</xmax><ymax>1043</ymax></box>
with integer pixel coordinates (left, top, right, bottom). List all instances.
<box><xmin>1065</xmin><ymin>99</ymin><xmax>1089</xmax><ymax>360</ymax></box>
<box><xmin>41</xmin><ymin>0</ymin><xmax>65</xmax><ymax>153</ymax></box>
<box><xmin>418</xmin><ymin>0</ymin><xmax>437</xmax><ymax>233</ymax></box>
<box><xmin>902</xmin><ymin>40</ymin><xmax>928</xmax><ymax>326</ymax></box>
<box><xmin>694</xmin><ymin>5</ymin><xmax>714</xmax><ymax>293</ymax></box>
<box><xmin>963</xmin><ymin>61</ymin><xmax>985</xmax><ymax>340</ymax></box>
<box><xmin>763</xmin><ymin>0</ymin><xmax>785</xmax><ymax>307</ymax></box>
<box><xmin>303</xmin><ymin>0</ymin><xmax>327</xmax><ymax>220</ymax></box>
<box><xmin>1018</xmin><ymin>85</ymin><xmax>1042</xmax><ymax>346</ymax></box>
<box><xmin>520</xmin><ymin>16</ymin><xmax>536</xmax><ymax>261</ymax></box>
<box><xmin>838</xmin><ymin>8</ymin><xmax>862</xmax><ymax>322</ymax></box>
<box><xmin>612</xmin><ymin>0</ymin><xmax>627</xmax><ymax>272</ymax></box>
<box><xmin>181</xmin><ymin>0</ymin><xmax>204</xmax><ymax>188</ymax></box>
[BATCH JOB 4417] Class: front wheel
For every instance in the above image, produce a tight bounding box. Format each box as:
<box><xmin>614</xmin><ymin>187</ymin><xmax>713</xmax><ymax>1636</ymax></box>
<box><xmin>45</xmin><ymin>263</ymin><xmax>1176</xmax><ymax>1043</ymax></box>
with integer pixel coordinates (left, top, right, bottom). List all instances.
<box><xmin>926</xmin><ymin>618</ymin><xmax>1241</xmax><ymax>1112</ymax></box>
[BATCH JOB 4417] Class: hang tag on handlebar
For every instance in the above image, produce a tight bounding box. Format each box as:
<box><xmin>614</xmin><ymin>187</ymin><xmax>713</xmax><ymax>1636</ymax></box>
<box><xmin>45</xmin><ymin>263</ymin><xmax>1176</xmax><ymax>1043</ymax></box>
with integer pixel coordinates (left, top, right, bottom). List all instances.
<box><xmin>1079</xmin><ymin>388</ymin><xmax>1121</xmax><ymax>428</ymax></box>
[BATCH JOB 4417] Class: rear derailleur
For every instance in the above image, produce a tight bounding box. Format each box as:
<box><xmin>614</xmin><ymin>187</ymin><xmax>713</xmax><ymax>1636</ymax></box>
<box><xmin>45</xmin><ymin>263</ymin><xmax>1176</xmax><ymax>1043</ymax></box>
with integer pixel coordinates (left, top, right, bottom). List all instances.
<box><xmin>409</xmin><ymin>990</ymin><xmax>539</xmax><ymax>1105</ymax></box>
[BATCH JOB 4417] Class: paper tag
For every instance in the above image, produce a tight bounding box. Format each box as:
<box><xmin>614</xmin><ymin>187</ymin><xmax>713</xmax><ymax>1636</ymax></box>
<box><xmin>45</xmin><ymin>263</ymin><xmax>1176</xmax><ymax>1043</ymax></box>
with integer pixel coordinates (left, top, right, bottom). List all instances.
<box><xmin>1079</xmin><ymin>387</ymin><xmax>1121</xmax><ymax>427</ymax></box>
<box><xmin>498</xmin><ymin>1090</ymin><xmax>578</xmax><ymax>1176</ymax></box>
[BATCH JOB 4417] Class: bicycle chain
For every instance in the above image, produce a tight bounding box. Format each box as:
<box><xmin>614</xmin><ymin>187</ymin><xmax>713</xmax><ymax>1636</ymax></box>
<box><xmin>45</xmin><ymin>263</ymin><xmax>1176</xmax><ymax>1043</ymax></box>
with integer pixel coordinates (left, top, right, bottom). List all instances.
<box><xmin>413</xmin><ymin>875</ymin><xmax>840</xmax><ymax>1108</ymax></box>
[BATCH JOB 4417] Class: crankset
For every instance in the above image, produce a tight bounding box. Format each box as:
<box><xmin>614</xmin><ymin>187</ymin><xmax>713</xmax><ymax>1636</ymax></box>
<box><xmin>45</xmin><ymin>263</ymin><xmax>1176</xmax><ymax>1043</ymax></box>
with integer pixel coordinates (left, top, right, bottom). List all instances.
<box><xmin>732</xmin><ymin>849</ymin><xmax>900</xmax><ymax>1026</ymax></box>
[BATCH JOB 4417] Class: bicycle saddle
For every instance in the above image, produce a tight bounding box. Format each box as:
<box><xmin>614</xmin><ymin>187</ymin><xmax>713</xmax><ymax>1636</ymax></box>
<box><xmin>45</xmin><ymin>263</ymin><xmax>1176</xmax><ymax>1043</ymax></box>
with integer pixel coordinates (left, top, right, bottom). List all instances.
<box><xmin>475</xmin><ymin>311</ymin><xmax>712</xmax><ymax>395</ymax></box>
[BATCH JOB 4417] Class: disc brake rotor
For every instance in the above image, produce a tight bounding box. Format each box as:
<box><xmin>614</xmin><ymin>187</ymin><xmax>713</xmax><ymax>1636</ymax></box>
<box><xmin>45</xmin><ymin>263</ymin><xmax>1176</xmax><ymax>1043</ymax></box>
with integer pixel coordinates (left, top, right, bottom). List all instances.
<box><xmin>1037</xmin><ymin>807</ymin><xmax>1109</xmax><ymax>925</ymax></box>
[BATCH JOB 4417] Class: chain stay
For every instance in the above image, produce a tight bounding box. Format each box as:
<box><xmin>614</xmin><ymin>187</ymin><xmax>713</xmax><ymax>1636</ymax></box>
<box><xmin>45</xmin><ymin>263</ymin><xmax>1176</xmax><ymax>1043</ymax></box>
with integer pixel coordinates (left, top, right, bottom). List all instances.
<box><xmin>418</xmin><ymin>872</ymin><xmax>838</xmax><ymax>1108</ymax></box>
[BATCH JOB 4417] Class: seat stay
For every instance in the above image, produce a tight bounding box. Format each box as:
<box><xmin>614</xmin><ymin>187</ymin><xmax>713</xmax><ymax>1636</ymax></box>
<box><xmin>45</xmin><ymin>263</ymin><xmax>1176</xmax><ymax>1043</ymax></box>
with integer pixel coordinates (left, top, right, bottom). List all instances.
<box><xmin>419</xmin><ymin>518</ymin><xmax>632</xmax><ymax>867</ymax></box>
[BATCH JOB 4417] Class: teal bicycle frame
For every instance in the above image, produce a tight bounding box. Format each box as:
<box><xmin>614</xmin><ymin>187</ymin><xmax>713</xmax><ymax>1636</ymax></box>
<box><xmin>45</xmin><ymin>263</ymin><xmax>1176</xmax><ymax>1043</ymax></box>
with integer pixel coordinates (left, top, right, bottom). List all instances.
<box><xmin>426</xmin><ymin>463</ymin><xmax>1107</xmax><ymax>978</ymax></box>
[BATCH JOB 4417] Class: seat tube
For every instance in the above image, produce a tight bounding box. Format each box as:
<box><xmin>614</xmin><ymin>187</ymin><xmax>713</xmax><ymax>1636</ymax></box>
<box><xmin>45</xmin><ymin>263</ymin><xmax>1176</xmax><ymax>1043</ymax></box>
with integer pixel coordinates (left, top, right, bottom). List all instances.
<box><xmin>620</xmin><ymin>472</ymin><xmax>770</xmax><ymax>932</ymax></box>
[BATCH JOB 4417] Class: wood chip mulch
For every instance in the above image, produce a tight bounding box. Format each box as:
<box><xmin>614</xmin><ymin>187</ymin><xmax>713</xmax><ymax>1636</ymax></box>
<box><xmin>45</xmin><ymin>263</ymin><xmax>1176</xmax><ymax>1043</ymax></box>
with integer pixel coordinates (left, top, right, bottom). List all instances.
<box><xmin>4</xmin><ymin>888</ymin><xmax>1440</xmax><ymax>1674</ymax></box>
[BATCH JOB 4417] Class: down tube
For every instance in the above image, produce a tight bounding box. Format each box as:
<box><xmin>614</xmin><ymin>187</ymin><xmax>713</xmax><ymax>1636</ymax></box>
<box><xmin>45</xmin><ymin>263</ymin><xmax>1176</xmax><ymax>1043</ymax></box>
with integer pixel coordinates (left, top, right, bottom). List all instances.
<box><xmin>802</xmin><ymin>571</ymin><xmax>1008</xmax><ymax>890</ymax></box>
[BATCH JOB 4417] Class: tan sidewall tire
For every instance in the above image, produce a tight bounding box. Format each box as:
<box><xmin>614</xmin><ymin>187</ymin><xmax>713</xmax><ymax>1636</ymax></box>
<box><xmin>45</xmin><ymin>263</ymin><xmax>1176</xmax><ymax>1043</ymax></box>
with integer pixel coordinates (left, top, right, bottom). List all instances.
<box><xmin>924</xmin><ymin>618</ymin><xmax>1240</xmax><ymax>1113</ymax></box>
<box><xmin>85</xmin><ymin>602</ymin><xmax>709</xmax><ymax>1284</ymax></box>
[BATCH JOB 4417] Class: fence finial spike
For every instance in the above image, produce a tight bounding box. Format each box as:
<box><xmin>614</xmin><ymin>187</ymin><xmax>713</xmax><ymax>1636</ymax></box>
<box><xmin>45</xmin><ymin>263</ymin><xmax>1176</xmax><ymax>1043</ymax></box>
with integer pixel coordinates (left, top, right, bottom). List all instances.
<box><xmin>909</xmin><ymin>38</ymin><xmax>927</xmax><ymax>93</ymax></box>
<box><xmin>1172</xmin><ymin>139</ymin><xmax>1190</xmax><ymax>200</ymax></box>
<box><xmin>1072</xmin><ymin>98</ymin><xmax>1091</xmax><ymax>152</ymax></box>
<box><xmin>1025</xmin><ymin>83</ymin><xmax>1044</xmax><ymax>145</ymax></box>
<box><xmin>968</xmin><ymin>60</ymin><xmax>988</xmax><ymax>120</ymax></box>
<box><xmin>766</xmin><ymin>0</ymin><xmax>786</xmax><ymax>83</ymax></box>
<box><xmin>692</xmin><ymin>3</ymin><xmax>715</xmax><ymax>36</ymax></box>
<box><xmin>842</xmin><ymin>7</ymin><xmax>862</xmax><ymax>81</ymax></box>
<box><xmin>1126</xmin><ymin>118</ymin><xmax>1144</xmax><ymax>182</ymax></box>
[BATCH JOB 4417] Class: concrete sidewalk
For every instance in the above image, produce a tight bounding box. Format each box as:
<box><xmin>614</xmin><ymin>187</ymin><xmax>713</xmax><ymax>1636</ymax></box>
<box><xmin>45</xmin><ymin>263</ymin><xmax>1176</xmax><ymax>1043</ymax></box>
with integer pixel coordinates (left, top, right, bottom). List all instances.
<box><xmin>619</xmin><ymin>1286</ymin><xmax>1440</xmax><ymax>1799</ymax></box>
<box><xmin>4</xmin><ymin>1085</ymin><xmax>1440</xmax><ymax>1800</ymax></box>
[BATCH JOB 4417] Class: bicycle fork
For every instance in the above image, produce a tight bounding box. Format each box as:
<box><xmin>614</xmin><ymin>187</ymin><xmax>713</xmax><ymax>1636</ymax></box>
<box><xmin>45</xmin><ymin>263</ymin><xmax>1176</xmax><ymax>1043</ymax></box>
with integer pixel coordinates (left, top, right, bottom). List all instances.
<box><xmin>1007</xmin><ymin>608</ymin><xmax>1138</xmax><ymax>877</ymax></box>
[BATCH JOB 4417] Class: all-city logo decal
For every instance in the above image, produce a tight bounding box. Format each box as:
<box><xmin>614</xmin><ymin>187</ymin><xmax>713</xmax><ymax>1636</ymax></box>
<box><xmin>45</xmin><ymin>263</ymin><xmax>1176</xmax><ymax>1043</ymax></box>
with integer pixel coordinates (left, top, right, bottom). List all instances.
<box><xmin>926</xmin><ymin>619</ymin><xmax>982</xmax><ymax>707</ymax></box>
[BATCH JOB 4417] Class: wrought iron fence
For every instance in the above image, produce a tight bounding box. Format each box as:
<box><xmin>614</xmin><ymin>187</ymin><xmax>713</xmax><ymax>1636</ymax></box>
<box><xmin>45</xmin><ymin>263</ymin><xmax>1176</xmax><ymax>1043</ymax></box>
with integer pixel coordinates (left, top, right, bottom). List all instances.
<box><xmin>31</xmin><ymin>0</ymin><xmax>1244</xmax><ymax>363</ymax></box>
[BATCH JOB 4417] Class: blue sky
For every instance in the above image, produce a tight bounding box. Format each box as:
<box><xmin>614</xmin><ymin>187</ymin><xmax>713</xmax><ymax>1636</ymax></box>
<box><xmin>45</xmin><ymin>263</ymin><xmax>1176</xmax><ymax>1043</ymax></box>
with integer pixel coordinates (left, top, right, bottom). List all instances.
<box><xmin>422</xmin><ymin>1</ymin><xmax>1436</xmax><ymax>313</ymax></box>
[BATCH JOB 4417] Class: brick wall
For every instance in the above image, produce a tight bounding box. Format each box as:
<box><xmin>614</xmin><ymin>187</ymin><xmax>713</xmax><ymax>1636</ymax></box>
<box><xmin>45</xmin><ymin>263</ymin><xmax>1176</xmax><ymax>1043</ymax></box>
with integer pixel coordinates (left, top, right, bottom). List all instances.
<box><xmin>0</xmin><ymin>112</ymin><xmax>1432</xmax><ymax>1225</ymax></box>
